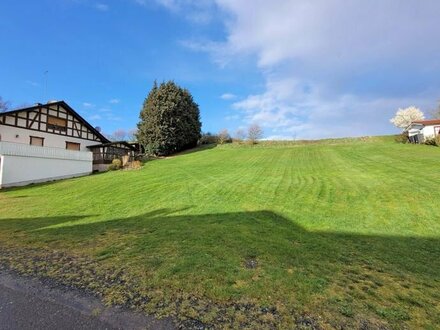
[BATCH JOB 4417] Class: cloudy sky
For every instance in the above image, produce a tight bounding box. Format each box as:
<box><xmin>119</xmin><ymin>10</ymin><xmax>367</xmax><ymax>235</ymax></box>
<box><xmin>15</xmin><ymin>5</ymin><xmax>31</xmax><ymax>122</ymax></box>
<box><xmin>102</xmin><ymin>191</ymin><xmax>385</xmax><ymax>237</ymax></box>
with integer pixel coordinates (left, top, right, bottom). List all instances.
<box><xmin>1</xmin><ymin>0</ymin><xmax>439</xmax><ymax>139</ymax></box>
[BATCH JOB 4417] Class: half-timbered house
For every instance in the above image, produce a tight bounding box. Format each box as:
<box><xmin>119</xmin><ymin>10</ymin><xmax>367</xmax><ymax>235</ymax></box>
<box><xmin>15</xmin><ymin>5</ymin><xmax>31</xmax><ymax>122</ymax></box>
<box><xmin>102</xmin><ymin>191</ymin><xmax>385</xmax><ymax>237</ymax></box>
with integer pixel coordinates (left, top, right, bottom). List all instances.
<box><xmin>0</xmin><ymin>100</ymin><xmax>112</xmax><ymax>188</ymax></box>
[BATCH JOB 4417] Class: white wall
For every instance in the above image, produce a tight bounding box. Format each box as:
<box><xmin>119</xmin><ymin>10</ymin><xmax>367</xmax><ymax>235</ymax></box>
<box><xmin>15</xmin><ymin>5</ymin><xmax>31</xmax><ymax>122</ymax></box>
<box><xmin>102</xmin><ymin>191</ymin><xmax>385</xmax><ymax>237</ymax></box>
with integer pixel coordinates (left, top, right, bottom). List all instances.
<box><xmin>0</xmin><ymin>124</ymin><xmax>99</xmax><ymax>151</ymax></box>
<box><xmin>422</xmin><ymin>125</ymin><xmax>439</xmax><ymax>140</ymax></box>
<box><xmin>0</xmin><ymin>141</ymin><xmax>92</xmax><ymax>188</ymax></box>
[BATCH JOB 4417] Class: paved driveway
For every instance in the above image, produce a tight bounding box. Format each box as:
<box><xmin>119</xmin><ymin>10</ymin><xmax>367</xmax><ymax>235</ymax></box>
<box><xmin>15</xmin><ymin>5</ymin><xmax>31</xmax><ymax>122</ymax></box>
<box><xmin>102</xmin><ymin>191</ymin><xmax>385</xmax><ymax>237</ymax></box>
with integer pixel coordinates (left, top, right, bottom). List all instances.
<box><xmin>0</xmin><ymin>271</ymin><xmax>175</xmax><ymax>330</ymax></box>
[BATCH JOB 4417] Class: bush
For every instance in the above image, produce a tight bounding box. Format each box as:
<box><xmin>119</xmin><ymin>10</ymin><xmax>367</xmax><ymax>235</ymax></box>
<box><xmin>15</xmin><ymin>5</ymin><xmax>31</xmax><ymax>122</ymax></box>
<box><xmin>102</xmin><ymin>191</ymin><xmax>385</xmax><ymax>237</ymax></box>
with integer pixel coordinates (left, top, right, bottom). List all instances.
<box><xmin>199</xmin><ymin>132</ymin><xmax>219</xmax><ymax>145</ymax></box>
<box><xmin>233</xmin><ymin>129</ymin><xmax>246</xmax><ymax>143</ymax></box>
<box><xmin>395</xmin><ymin>133</ymin><xmax>408</xmax><ymax>144</ymax></box>
<box><xmin>218</xmin><ymin>129</ymin><xmax>232</xmax><ymax>144</ymax></box>
<box><xmin>424</xmin><ymin>138</ymin><xmax>439</xmax><ymax>146</ymax></box>
<box><xmin>108</xmin><ymin>158</ymin><xmax>122</xmax><ymax>171</ymax></box>
<box><xmin>126</xmin><ymin>160</ymin><xmax>142</xmax><ymax>170</ymax></box>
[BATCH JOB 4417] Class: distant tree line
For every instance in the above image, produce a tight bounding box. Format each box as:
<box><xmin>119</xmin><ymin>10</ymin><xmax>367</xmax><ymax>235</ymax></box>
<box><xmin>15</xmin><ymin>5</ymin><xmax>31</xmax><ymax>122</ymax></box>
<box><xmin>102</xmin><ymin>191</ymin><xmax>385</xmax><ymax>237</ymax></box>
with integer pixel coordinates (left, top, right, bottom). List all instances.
<box><xmin>199</xmin><ymin>124</ymin><xmax>264</xmax><ymax>145</ymax></box>
<box><xmin>106</xmin><ymin>128</ymin><xmax>138</xmax><ymax>142</ymax></box>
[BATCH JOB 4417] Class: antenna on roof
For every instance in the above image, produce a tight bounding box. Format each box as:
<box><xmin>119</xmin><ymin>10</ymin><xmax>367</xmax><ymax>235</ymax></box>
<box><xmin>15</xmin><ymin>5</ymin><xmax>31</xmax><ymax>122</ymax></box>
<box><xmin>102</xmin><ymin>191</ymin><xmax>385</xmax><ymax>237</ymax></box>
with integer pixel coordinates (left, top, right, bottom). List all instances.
<box><xmin>44</xmin><ymin>70</ymin><xmax>49</xmax><ymax>101</ymax></box>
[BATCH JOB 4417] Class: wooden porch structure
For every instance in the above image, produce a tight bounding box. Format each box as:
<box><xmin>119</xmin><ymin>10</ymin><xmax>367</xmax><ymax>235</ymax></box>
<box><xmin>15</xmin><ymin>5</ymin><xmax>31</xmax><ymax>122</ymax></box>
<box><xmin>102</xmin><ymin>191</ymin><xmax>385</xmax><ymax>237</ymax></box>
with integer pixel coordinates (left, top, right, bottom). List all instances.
<box><xmin>87</xmin><ymin>141</ymin><xmax>137</xmax><ymax>171</ymax></box>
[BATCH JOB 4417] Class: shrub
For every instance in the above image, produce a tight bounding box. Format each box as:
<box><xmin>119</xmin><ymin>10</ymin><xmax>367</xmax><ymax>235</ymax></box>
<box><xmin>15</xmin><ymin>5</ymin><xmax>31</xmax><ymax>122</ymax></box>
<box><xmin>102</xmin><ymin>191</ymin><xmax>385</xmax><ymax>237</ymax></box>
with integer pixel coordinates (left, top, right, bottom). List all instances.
<box><xmin>127</xmin><ymin>160</ymin><xmax>142</xmax><ymax>170</ymax></box>
<box><xmin>424</xmin><ymin>138</ymin><xmax>439</xmax><ymax>146</ymax></box>
<box><xmin>234</xmin><ymin>129</ymin><xmax>246</xmax><ymax>143</ymax></box>
<box><xmin>394</xmin><ymin>133</ymin><xmax>408</xmax><ymax>144</ymax></box>
<box><xmin>218</xmin><ymin>129</ymin><xmax>232</xmax><ymax>144</ymax></box>
<box><xmin>199</xmin><ymin>132</ymin><xmax>219</xmax><ymax>145</ymax></box>
<box><xmin>108</xmin><ymin>158</ymin><xmax>122</xmax><ymax>171</ymax></box>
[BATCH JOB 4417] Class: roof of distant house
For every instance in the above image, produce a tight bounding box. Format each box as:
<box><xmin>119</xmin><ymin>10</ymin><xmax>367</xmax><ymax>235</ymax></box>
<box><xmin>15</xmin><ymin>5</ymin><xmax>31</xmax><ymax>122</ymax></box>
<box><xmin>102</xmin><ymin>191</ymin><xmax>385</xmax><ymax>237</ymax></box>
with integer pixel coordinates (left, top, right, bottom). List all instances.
<box><xmin>412</xmin><ymin>119</ymin><xmax>440</xmax><ymax>125</ymax></box>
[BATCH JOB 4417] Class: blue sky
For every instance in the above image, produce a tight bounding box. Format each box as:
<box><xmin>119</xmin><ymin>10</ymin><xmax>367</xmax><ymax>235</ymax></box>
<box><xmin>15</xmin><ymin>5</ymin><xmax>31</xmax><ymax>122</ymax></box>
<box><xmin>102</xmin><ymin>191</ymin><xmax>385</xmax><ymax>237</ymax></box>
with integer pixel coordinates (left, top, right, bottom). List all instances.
<box><xmin>1</xmin><ymin>0</ymin><xmax>440</xmax><ymax>139</ymax></box>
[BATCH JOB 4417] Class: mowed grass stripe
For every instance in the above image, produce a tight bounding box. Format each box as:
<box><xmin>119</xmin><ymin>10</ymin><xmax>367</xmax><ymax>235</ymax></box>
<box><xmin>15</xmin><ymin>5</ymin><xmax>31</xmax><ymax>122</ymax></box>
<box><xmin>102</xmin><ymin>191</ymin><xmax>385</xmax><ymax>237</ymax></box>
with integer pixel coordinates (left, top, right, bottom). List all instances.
<box><xmin>0</xmin><ymin>138</ymin><xmax>439</xmax><ymax>328</ymax></box>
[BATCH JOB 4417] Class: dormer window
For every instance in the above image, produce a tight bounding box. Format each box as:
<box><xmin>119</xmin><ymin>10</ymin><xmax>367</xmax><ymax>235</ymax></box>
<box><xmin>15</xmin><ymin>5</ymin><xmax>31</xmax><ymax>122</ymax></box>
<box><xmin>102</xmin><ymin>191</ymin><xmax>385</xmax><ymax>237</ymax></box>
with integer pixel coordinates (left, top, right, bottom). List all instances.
<box><xmin>47</xmin><ymin>116</ymin><xmax>67</xmax><ymax>132</ymax></box>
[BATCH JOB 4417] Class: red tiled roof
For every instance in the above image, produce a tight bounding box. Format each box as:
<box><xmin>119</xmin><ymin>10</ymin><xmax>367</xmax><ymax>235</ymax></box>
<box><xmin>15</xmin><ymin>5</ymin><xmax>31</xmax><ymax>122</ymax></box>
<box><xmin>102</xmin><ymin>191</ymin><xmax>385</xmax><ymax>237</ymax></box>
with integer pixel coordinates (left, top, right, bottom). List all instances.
<box><xmin>412</xmin><ymin>119</ymin><xmax>440</xmax><ymax>125</ymax></box>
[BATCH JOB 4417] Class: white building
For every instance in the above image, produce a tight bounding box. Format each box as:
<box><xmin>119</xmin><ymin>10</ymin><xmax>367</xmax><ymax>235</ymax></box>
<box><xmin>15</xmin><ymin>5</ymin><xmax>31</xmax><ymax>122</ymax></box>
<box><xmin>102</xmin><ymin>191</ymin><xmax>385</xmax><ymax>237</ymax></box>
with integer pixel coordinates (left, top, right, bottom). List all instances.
<box><xmin>0</xmin><ymin>101</ymin><xmax>110</xmax><ymax>188</ymax></box>
<box><xmin>405</xmin><ymin>119</ymin><xmax>440</xmax><ymax>143</ymax></box>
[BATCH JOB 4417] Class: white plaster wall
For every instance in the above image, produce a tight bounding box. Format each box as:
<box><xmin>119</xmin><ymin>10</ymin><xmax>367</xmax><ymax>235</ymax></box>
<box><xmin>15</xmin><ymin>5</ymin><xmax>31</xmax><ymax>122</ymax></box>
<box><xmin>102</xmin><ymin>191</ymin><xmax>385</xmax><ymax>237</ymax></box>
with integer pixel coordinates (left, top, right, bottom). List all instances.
<box><xmin>0</xmin><ymin>142</ymin><xmax>92</xmax><ymax>188</ymax></box>
<box><xmin>0</xmin><ymin>155</ymin><xmax>4</xmax><ymax>187</ymax></box>
<box><xmin>422</xmin><ymin>125</ymin><xmax>437</xmax><ymax>139</ymax></box>
<box><xmin>0</xmin><ymin>124</ymin><xmax>99</xmax><ymax>151</ymax></box>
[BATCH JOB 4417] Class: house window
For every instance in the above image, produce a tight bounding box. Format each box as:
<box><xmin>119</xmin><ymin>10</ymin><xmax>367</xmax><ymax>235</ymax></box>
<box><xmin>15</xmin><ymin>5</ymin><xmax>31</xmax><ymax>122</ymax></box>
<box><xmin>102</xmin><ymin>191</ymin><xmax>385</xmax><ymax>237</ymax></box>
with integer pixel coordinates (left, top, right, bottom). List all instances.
<box><xmin>66</xmin><ymin>142</ymin><xmax>80</xmax><ymax>151</ymax></box>
<box><xmin>47</xmin><ymin>116</ymin><xmax>67</xmax><ymax>131</ymax></box>
<box><xmin>30</xmin><ymin>136</ymin><xmax>44</xmax><ymax>146</ymax></box>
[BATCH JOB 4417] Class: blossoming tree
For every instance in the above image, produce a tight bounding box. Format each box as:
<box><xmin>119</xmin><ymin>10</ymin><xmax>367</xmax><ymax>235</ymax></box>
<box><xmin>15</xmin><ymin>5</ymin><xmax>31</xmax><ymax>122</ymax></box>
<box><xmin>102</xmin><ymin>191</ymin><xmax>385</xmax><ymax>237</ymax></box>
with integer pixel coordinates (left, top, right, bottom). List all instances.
<box><xmin>390</xmin><ymin>106</ymin><xmax>424</xmax><ymax>129</ymax></box>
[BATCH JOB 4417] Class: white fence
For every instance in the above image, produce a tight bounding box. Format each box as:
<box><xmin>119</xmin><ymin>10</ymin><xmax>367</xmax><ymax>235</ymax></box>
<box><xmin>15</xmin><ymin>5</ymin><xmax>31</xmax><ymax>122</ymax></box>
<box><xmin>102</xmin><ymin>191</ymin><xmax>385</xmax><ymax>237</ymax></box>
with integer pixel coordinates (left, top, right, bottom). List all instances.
<box><xmin>0</xmin><ymin>142</ymin><xmax>93</xmax><ymax>188</ymax></box>
<box><xmin>0</xmin><ymin>141</ymin><xmax>92</xmax><ymax>161</ymax></box>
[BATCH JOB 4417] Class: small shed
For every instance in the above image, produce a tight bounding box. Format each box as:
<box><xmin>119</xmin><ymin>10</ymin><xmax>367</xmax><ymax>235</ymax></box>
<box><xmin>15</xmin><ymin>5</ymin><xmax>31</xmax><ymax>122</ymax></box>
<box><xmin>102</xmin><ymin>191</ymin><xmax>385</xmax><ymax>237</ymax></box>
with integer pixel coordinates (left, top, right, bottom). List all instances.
<box><xmin>404</xmin><ymin>119</ymin><xmax>440</xmax><ymax>143</ymax></box>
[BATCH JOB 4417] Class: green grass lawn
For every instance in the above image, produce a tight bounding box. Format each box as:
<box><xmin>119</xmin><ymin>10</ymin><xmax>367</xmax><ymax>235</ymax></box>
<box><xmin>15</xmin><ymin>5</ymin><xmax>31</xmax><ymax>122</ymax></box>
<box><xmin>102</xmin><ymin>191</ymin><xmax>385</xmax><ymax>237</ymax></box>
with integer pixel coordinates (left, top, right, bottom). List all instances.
<box><xmin>1</xmin><ymin>137</ymin><xmax>439</xmax><ymax>329</ymax></box>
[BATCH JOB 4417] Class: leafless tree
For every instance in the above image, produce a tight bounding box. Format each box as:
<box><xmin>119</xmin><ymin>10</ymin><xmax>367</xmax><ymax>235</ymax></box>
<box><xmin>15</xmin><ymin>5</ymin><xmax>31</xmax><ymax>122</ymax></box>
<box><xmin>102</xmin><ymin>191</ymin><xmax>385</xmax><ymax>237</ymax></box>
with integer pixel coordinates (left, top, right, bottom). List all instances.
<box><xmin>429</xmin><ymin>101</ymin><xmax>440</xmax><ymax>119</ymax></box>
<box><xmin>0</xmin><ymin>97</ymin><xmax>10</xmax><ymax>113</ymax></box>
<box><xmin>234</xmin><ymin>129</ymin><xmax>246</xmax><ymax>142</ymax></box>
<box><xmin>218</xmin><ymin>129</ymin><xmax>231</xmax><ymax>144</ymax></box>
<box><xmin>127</xmin><ymin>128</ymin><xmax>138</xmax><ymax>142</ymax></box>
<box><xmin>112</xmin><ymin>129</ymin><xmax>127</xmax><ymax>141</ymax></box>
<box><xmin>247</xmin><ymin>124</ymin><xmax>263</xmax><ymax>144</ymax></box>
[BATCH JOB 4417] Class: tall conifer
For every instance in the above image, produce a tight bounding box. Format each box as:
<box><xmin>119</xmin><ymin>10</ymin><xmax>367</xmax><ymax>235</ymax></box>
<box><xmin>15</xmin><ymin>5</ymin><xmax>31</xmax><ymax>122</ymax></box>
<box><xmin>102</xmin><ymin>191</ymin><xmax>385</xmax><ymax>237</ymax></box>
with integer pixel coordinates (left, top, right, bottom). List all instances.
<box><xmin>137</xmin><ymin>81</ymin><xmax>201</xmax><ymax>155</ymax></box>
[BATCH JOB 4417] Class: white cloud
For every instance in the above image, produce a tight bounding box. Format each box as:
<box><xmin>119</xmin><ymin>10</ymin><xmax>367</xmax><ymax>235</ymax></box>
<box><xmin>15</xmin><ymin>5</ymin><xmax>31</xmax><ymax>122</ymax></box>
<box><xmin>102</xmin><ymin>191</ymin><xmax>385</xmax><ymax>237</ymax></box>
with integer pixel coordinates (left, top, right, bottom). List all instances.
<box><xmin>94</xmin><ymin>3</ymin><xmax>109</xmax><ymax>11</ymax></box>
<box><xmin>109</xmin><ymin>98</ymin><xmax>120</xmax><ymax>104</ymax></box>
<box><xmin>25</xmin><ymin>80</ymin><xmax>40</xmax><ymax>87</ymax></box>
<box><xmin>105</xmin><ymin>113</ymin><xmax>122</xmax><ymax>121</ymax></box>
<box><xmin>213</xmin><ymin>0</ymin><xmax>440</xmax><ymax>69</ymax></box>
<box><xmin>88</xmin><ymin>114</ymin><xmax>102</xmax><ymax>120</ymax></box>
<box><xmin>231</xmin><ymin>75</ymin><xmax>435</xmax><ymax>139</ymax></box>
<box><xmin>139</xmin><ymin>0</ymin><xmax>216</xmax><ymax>24</ymax></box>
<box><xmin>220</xmin><ymin>93</ymin><xmax>236</xmax><ymax>100</ymax></box>
<box><xmin>224</xmin><ymin>114</ymin><xmax>239</xmax><ymax>121</ymax></box>
<box><xmin>133</xmin><ymin>0</ymin><xmax>147</xmax><ymax>6</ymax></box>
<box><xmin>176</xmin><ymin>0</ymin><xmax>440</xmax><ymax>138</ymax></box>
<box><xmin>82</xmin><ymin>102</ymin><xmax>94</xmax><ymax>108</ymax></box>
<box><xmin>264</xmin><ymin>135</ymin><xmax>293</xmax><ymax>141</ymax></box>
<box><xmin>154</xmin><ymin>1</ymin><xmax>440</xmax><ymax>138</ymax></box>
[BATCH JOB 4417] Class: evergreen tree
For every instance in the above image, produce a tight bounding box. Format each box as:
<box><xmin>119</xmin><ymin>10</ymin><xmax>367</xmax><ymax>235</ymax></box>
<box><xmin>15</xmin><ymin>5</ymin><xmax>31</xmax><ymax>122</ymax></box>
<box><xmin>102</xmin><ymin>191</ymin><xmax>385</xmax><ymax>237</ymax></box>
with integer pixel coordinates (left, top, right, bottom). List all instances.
<box><xmin>137</xmin><ymin>81</ymin><xmax>202</xmax><ymax>156</ymax></box>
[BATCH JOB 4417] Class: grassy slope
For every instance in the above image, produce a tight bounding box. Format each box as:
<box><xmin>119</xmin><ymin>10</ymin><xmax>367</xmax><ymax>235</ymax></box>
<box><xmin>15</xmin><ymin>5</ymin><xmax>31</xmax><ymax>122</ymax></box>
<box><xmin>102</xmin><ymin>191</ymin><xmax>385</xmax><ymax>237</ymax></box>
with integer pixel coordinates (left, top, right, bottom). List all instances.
<box><xmin>0</xmin><ymin>137</ymin><xmax>439</xmax><ymax>328</ymax></box>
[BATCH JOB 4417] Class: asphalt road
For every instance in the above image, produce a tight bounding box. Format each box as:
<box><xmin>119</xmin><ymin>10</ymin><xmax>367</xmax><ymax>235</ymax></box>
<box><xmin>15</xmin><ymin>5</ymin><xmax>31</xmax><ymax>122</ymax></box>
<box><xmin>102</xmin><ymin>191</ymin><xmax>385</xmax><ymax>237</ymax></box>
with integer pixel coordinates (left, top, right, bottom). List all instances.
<box><xmin>0</xmin><ymin>284</ymin><xmax>115</xmax><ymax>330</ymax></box>
<box><xmin>0</xmin><ymin>271</ymin><xmax>175</xmax><ymax>330</ymax></box>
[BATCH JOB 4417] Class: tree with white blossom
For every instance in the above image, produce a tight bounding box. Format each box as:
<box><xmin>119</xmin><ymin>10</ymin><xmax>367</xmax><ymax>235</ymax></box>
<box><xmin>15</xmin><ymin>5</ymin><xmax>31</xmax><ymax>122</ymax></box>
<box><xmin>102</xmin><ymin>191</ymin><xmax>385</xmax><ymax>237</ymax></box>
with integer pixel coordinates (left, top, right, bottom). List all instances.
<box><xmin>390</xmin><ymin>106</ymin><xmax>424</xmax><ymax>129</ymax></box>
